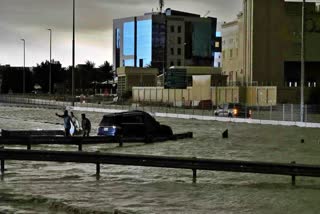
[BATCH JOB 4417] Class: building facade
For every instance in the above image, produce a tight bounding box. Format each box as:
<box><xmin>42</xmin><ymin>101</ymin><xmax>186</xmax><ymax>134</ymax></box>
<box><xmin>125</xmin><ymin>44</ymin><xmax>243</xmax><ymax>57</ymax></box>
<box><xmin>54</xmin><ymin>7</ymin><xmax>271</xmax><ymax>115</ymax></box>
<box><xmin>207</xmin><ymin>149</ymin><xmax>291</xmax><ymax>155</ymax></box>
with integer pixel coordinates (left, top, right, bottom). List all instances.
<box><xmin>222</xmin><ymin>0</ymin><xmax>320</xmax><ymax>87</ymax></box>
<box><xmin>221</xmin><ymin>13</ymin><xmax>245</xmax><ymax>85</ymax></box>
<box><xmin>113</xmin><ymin>9</ymin><xmax>221</xmax><ymax>72</ymax></box>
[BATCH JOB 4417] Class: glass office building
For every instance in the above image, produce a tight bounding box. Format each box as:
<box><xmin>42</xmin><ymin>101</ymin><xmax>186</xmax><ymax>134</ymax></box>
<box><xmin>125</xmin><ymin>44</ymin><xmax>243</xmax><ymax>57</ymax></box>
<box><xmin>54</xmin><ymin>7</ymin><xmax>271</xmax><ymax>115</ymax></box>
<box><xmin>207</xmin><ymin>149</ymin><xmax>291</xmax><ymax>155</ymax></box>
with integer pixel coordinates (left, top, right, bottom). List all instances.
<box><xmin>113</xmin><ymin>9</ymin><xmax>219</xmax><ymax>72</ymax></box>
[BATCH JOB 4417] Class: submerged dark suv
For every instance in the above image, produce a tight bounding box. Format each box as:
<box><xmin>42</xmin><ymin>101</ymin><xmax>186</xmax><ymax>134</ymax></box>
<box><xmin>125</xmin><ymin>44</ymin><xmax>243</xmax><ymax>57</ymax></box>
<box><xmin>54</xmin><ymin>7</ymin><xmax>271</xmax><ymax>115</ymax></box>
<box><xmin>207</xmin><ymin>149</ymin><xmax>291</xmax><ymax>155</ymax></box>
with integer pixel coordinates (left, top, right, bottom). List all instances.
<box><xmin>97</xmin><ymin>110</ymin><xmax>173</xmax><ymax>139</ymax></box>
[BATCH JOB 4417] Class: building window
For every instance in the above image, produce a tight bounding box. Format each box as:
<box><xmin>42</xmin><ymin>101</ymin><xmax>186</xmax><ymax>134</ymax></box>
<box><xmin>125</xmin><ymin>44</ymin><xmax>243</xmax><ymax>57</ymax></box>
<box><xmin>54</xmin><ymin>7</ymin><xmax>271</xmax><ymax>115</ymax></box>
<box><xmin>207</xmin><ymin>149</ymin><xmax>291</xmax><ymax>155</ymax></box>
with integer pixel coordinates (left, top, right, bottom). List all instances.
<box><xmin>177</xmin><ymin>37</ymin><xmax>181</xmax><ymax>44</ymax></box>
<box><xmin>177</xmin><ymin>48</ymin><xmax>181</xmax><ymax>55</ymax></box>
<box><xmin>222</xmin><ymin>50</ymin><xmax>225</xmax><ymax>59</ymax></box>
<box><xmin>137</xmin><ymin>19</ymin><xmax>152</xmax><ymax>67</ymax></box>
<box><xmin>123</xmin><ymin>21</ymin><xmax>135</xmax><ymax>56</ymax></box>
<box><xmin>170</xmin><ymin>61</ymin><xmax>174</xmax><ymax>66</ymax></box>
<box><xmin>178</xmin><ymin>26</ymin><xmax>182</xmax><ymax>33</ymax></box>
<box><xmin>116</xmin><ymin>28</ymin><xmax>120</xmax><ymax>49</ymax></box>
<box><xmin>177</xmin><ymin>59</ymin><xmax>181</xmax><ymax>66</ymax></box>
<box><xmin>215</xmin><ymin>41</ymin><xmax>220</xmax><ymax>48</ymax></box>
<box><xmin>170</xmin><ymin>48</ymin><xmax>174</xmax><ymax>55</ymax></box>
<box><xmin>218</xmin><ymin>62</ymin><xmax>221</xmax><ymax>67</ymax></box>
<box><xmin>230</xmin><ymin>49</ymin><xmax>233</xmax><ymax>58</ymax></box>
<box><xmin>170</xmin><ymin>25</ymin><xmax>174</xmax><ymax>33</ymax></box>
<box><xmin>123</xmin><ymin>59</ymin><xmax>134</xmax><ymax>66</ymax></box>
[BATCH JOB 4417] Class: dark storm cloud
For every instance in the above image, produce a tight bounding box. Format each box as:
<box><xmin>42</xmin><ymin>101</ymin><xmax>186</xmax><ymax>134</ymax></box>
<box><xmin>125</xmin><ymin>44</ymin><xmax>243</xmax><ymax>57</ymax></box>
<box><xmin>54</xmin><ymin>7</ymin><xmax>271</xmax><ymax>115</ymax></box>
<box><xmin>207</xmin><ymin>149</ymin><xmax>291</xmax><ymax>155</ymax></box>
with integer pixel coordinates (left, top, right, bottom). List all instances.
<box><xmin>1</xmin><ymin>0</ymin><xmax>242</xmax><ymax>31</ymax></box>
<box><xmin>0</xmin><ymin>0</ymin><xmax>242</xmax><ymax>66</ymax></box>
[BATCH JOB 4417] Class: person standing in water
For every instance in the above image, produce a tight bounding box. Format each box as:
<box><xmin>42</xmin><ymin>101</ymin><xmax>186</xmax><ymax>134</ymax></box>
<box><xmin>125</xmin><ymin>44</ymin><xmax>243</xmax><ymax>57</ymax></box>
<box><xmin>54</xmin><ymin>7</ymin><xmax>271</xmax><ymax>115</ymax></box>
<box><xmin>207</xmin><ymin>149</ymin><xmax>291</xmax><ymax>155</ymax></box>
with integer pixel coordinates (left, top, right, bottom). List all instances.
<box><xmin>56</xmin><ymin>110</ymin><xmax>72</xmax><ymax>137</ymax></box>
<box><xmin>70</xmin><ymin>111</ymin><xmax>81</xmax><ymax>135</ymax></box>
<box><xmin>81</xmin><ymin>113</ymin><xmax>91</xmax><ymax>137</ymax></box>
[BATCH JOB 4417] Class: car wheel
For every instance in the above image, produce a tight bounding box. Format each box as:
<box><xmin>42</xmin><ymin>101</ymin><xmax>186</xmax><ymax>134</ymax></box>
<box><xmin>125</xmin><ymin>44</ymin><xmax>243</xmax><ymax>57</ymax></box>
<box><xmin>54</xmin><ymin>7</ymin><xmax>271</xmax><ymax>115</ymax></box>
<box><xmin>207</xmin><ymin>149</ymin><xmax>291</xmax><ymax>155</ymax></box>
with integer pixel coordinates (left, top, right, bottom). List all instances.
<box><xmin>214</xmin><ymin>112</ymin><xmax>218</xmax><ymax>116</ymax></box>
<box><xmin>228</xmin><ymin>113</ymin><xmax>233</xmax><ymax>117</ymax></box>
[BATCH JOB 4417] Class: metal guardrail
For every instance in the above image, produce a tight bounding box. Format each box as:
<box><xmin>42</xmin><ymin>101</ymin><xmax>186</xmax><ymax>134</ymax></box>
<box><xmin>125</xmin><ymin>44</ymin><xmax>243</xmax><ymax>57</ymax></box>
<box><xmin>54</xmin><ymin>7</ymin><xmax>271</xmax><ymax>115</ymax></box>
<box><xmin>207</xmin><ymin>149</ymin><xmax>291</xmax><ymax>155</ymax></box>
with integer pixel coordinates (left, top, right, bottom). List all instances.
<box><xmin>0</xmin><ymin>132</ymin><xmax>193</xmax><ymax>151</ymax></box>
<box><xmin>1</xmin><ymin>148</ymin><xmax>319</xmax><ymax>185</ymax></box>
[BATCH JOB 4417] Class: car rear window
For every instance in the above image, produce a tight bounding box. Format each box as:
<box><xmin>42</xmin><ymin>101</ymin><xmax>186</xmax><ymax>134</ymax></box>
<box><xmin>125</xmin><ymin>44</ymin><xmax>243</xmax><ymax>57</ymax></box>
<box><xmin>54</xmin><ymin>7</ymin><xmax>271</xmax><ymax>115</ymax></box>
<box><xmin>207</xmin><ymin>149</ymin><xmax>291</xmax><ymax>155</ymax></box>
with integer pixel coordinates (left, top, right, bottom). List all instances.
<box><xmin>99</xmin><ymin>116</ymin><xmax>115</xmax><ymax>126</ymax></box>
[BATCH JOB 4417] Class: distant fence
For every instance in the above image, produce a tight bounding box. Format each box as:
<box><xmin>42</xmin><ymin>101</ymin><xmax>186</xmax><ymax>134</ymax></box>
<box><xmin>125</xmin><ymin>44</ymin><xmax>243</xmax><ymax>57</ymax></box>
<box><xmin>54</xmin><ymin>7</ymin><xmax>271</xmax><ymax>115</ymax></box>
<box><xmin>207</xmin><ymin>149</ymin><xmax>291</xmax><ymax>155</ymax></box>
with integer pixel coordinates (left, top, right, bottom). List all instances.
<box><xmin>1</xmin><ymin>94</ymin><xmax>320</xmax><ymax>123</ymax></box>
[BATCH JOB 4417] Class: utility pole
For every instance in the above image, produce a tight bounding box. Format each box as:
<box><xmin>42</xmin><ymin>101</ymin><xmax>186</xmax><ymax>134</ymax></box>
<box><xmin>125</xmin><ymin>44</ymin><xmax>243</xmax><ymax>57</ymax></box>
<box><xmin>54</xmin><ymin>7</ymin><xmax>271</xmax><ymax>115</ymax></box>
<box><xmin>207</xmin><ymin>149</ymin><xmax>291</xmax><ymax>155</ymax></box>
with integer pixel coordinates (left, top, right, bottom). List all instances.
<box><xmin>21</xmin><ymin>39</ymin><xmax>26</xmax><ymax>94</ymax></box>
<box><xmin>72</xmin><ymin>0</ymin><xmax>75</xmax><ymax>102</ymax></box>
<box><xmin>300</xmin><ymin>0</ymin><xmax>305</xmax><ymax>122</ymax></box>
<box><xmin>48</xmin><ymin>29</ymin><xmax>52</xmax><ymax>94</ymax></box>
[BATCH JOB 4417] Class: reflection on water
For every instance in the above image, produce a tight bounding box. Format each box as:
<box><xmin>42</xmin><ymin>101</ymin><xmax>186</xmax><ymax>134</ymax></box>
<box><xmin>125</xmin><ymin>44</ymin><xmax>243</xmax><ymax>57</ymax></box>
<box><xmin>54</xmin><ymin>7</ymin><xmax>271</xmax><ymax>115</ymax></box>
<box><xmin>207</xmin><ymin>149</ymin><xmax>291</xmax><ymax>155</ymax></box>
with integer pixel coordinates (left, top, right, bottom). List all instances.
<box><xmin>0</xmin><ymin>106</ymin><xmax>320</xmax><ymax>213</ymax></box>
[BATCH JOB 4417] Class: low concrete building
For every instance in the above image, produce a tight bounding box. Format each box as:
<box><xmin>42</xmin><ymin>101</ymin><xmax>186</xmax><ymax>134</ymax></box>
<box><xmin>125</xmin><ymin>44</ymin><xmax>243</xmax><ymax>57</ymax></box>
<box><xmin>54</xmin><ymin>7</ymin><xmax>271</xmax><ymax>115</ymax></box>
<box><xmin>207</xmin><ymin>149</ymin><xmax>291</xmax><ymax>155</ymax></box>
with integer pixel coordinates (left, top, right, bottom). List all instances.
<box><xmin>167</xmin><ymin>66</ymin><xmax>227</xmax><ymax>86</ymax></box>
<box><xmin>117</xmin><ymin>67</ymin><xmax>158</xmax><ymax>97</ymax></box>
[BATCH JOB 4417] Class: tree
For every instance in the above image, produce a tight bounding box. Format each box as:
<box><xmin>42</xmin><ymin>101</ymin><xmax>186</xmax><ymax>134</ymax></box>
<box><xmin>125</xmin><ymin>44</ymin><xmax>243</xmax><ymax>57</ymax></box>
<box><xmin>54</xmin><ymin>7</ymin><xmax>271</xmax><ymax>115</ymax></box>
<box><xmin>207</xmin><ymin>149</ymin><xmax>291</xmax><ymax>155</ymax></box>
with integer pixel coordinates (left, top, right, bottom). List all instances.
<box><xmin>1</xmin><ymin>66</ymin><xmax>32</xmax><ymax>93</ymax></box>
<box><xmin>99</xmin><ymin>61</ymin><xmax>114</xmax><ymax>80</ymax></box>
<box><xmin>76</xmin><ymin>60</ymin><xmax>96</xmax><ymax>91</ymax></box>
<box><xmin>32</xmin><ymin>60</ymin><xmax>65</xmax><ymax>93</ymax></box>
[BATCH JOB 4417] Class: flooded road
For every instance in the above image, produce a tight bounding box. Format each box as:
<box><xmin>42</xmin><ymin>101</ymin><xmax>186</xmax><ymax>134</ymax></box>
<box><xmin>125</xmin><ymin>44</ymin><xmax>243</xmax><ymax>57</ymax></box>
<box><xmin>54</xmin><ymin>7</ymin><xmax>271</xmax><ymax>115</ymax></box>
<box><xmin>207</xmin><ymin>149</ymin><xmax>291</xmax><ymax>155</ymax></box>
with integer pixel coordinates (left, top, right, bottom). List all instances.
<box><xmin>0</xmin><ymin>106</ymin><xmax>320</xmax><ymax>213</ymax></box>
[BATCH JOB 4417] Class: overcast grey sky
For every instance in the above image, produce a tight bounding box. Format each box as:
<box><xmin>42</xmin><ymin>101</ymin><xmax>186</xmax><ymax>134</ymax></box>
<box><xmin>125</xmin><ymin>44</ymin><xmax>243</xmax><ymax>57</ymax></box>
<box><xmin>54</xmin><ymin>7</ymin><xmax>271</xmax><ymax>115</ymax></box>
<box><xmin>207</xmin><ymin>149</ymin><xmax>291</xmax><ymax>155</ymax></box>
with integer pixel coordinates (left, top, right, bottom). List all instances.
<box><xmin>0</xmin><ymin>0</ymin><xmax>243</xmax><ymax>67</ymax></box>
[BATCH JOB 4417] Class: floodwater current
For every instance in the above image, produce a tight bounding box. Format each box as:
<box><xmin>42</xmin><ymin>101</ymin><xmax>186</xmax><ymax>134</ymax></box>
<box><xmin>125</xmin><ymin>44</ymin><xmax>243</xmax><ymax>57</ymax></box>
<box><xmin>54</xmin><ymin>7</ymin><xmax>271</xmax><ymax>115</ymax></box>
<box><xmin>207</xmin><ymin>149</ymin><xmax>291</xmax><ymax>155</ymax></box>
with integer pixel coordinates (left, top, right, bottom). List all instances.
<box><xmin>0</xmin><ymin>106</ymin><xmax>320</xmax><ymax>213</ymax></box>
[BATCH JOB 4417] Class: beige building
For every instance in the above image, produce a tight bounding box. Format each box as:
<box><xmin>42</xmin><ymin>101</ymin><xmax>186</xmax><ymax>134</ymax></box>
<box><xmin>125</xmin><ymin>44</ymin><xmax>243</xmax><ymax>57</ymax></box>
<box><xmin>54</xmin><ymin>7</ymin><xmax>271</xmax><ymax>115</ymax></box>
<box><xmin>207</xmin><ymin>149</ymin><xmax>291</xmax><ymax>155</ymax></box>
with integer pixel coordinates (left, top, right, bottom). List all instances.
<box><xmin>117</xmin><ymin>67</ymin><xmax>158</xmax><ymax>96</ymax></box>
<box><xmin>222</xmin><ymin>0</ymin><xmax>320</xmax><ymax>87</ymax></box>
<box><xmin>221</xmin><ymin>13</ymin><xmax>245</xmax><ymax>85</ymax></box>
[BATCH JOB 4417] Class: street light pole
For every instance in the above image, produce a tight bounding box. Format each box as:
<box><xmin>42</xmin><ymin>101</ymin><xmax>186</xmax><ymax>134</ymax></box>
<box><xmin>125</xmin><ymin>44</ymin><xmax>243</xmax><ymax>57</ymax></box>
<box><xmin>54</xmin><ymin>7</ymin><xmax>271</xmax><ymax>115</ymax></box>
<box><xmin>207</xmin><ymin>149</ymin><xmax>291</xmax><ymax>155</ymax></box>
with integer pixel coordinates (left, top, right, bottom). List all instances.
<box><xmin>21</xmin><ymin>39</ymin><xmax>26</xmax><ymax>94</ymax></box>
<box><xmin>300</xmin><ymin>0</ymin><xmax>305</xmax><ymax>122</ymax></box>
<box><xmin>72</xmin><ymin>0</ymin><xmax>75</xmax><ymax>100</ymax></box>
<box><xmin>48</xmin><ymin>29</ymin><xmax>52</xmax><ymax>94</ymax></box>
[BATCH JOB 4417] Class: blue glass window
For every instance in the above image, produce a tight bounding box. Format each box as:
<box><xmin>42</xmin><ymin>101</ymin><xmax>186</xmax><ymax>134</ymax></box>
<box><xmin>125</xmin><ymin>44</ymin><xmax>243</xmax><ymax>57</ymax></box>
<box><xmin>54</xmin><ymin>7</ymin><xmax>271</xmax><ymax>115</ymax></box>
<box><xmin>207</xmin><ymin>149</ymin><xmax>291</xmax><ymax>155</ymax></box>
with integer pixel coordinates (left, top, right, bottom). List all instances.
<box><xmin>137</xmin><ymin>19</ymin><xmax>152</xmax><ymax>67</ymax></box>
<box><xmin>123</xmin><ymin>21</ymin><xmax>135</xmax><ymax>56</ymax></box>
<box><xmin>123</xmin><ymin>59</ymin><xmax>135</xmax><ymax>67</ymax></box>
<box><xmin>216</xmin><ymin>31</ymin><xmax>221</xmax><ymax>37</ymax></box>
<box><xmin>116</xmin><ymin>28</ymin><xmax>120</xmax><ymax>49</ymax></box>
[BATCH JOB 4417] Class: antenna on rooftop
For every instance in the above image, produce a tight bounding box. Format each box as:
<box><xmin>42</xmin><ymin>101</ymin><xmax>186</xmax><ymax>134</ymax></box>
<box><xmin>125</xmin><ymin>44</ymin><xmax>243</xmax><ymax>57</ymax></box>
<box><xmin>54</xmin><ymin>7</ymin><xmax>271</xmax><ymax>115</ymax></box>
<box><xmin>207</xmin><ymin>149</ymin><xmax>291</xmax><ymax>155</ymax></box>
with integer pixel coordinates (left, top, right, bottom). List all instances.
<box><xmin>159</xmin><ymin>0</ymin><xmax>164</xmax><ymax>13</ymax></box>
<box><xmin>203</xmin><ymin>10</ymin><xmax>210</xmax><ymax>18</ymax></box>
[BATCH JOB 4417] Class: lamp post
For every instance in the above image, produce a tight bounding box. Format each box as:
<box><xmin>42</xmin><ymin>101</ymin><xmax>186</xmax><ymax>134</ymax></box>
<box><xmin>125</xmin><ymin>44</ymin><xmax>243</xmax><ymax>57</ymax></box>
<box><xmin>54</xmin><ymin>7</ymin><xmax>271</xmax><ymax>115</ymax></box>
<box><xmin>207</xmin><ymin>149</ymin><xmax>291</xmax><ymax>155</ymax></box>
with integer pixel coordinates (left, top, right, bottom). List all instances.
<box><xmin>21</xmin><ymin>39</ymin><xmax>26</xmax><ymax>94</ymax></box>
<box><xmin>48</xmin><ymin>29</ymin><xmax>52</xmax><ymax>94</ymax></box>
<box><xmin>72</xmin><ymin>0</ymin><xmax>75</xmax><ymax>101</ymax></box>
<box><xmin>300</xmin><ymin>0</ymin><xmax>305</xmax><ymax>122</ymax></box>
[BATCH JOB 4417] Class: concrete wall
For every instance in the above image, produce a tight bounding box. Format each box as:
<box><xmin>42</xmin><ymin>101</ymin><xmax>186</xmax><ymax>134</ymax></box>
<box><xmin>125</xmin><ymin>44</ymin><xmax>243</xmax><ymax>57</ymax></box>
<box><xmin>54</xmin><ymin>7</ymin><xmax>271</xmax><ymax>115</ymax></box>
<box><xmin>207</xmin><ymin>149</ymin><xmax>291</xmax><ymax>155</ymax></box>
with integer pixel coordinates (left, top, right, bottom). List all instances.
<box><xmin>132</xmin><ymin>86</ymin><xmax>277</xmax><ymax>106</ymax></box>
<box><xmin>246</xmin><ymin>86</ymin><xmax>277</xmax><ymax>106</ymax></box>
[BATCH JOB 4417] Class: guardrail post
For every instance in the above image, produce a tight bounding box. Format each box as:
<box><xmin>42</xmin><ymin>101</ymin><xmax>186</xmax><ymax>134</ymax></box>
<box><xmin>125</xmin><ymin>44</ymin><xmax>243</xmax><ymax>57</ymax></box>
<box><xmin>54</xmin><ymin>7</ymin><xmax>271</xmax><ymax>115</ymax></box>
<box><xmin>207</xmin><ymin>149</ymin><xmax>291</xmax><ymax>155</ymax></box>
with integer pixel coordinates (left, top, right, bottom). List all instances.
<box><xmin>0</xmin><ymin>146</ymin><xmax>4</xmax><ymax>174</ymax></box>
<box><xmin>96</xmin><ymin>163</ymin><xmax>100</xmax><ymax>177</ymax></box>
<box><xmin>0</xmin><ymin>159</ymin><xmax>4</xmax><ymax>174</ymax></box>
<box><xmin>27</xmin><ymin>144</ymin><xmax>31</xmax><ymax>150</ymax></box>
<box><xmin>291</xmin><ymin>161</ymin><xmax>296</xmax><ymax>186</ymax></box>
<box><xmin>78</xmin><ymin>144</ymin><xmax>82</xmax><ymax>151</ymax></box>
<box><xmin>192</xmin><ymin>156</ymin><xmax>197</xmax><ymax>183</ymax></box>
<box><xmin>192</xmin><ymin>169</ymin><xmax>197</xmax><ymax>184</ymax></box>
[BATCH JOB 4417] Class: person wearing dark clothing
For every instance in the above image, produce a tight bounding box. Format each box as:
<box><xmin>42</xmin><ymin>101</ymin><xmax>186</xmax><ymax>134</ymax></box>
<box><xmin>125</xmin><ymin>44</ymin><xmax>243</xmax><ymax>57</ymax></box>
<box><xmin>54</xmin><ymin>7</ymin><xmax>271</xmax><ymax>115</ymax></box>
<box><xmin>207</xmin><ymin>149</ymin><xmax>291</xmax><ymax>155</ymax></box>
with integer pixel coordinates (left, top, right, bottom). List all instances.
<box><xmin>81</xmin><ymin>113</ymin><xmax>91</xmax><ymax>137</ymax></box>
<box><xmin>56</xmin><ymin>110</ymin><xmax>72</xmax><ymax>137</ymax></box>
